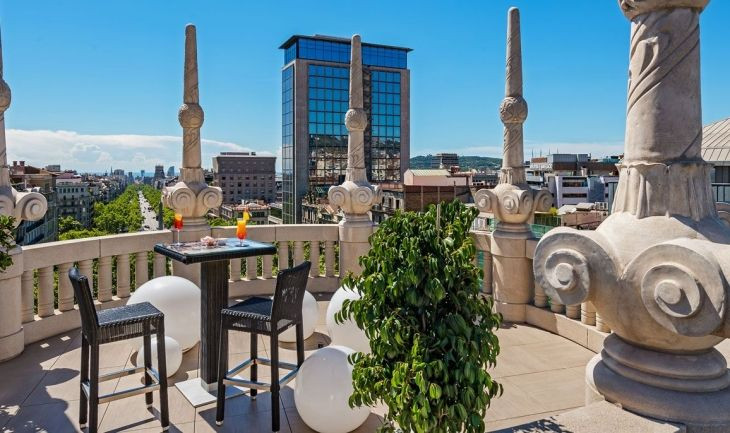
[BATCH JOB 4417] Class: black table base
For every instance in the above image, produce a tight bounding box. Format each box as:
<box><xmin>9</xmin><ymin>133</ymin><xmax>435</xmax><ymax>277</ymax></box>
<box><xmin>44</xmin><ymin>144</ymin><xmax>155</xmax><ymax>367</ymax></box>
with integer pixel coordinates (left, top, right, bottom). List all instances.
<box><xmin>200</xmin><ymin>260</ymin><xmax>229</xmax><ymax>386</ymax></box>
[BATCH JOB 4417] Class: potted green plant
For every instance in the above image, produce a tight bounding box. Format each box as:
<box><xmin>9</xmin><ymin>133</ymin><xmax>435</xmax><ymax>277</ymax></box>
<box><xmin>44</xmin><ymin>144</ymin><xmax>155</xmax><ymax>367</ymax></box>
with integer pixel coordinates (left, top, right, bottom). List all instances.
<box><xmin>337</xmin><ymin>200</ymin><xmax>502</xmax><ymax>433</ymax></box>
<box><xmin>0</xmin><ymin>215</ymin><xmax>17</xmax><ymax>272</ymax></box>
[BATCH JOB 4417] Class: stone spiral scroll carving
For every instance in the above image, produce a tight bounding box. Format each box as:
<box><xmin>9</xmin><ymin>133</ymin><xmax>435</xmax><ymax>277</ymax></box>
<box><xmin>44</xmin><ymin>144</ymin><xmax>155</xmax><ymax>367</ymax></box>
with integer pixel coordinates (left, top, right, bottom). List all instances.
<box><xmin>474</xmin><ymin>189</ymin><xmax>496</xmax><ymax>214</ymax></box>
<box><xmin>16</xmin><ymin>192</ymin><xmax>48</xmax><ymax>222</ymax></box>
<box><xmin>166</xmin><ymin>186</ymin><xmax>196</xmax><ymax>216</ymax></box>
<box><xmin>328</xmin><ymin>185</ymin><xmax>349</xmax><ymax>208</ymax></box>
<box><xmin>198</xmin><ymin>186</ymin><xmax>223</xmax><ymax>210</ymax></box>
<box><xmin>499</xmin><ymin>96</ymin><xmax>528</xmax><ymax>124</ymax></box>
<box><xmin>534</xmin><ymin>189</ymin><xmax>553</xmax><ymax>213</ymax></box>
<box><xmin>533</xmin><ymin>228</ymin><xmax>618</xmax><ymax>307</ymax></box>
<box><xmin>619</xmin><ymin>0</ymin><xmax>710</xmax><ymax>20</ymax></box>
<box><xmin>624</xmin><ymin>240</ymin><xmax>725</xmax><ymax>337</ymax></box>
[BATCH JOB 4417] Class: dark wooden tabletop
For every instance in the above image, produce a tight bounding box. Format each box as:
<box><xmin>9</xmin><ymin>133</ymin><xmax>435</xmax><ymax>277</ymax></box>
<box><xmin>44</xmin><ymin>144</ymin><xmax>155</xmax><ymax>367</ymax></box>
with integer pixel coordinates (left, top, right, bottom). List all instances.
<box><xmin>154</xmin><ymin>239</ymin><xmax>277</xmax><ymax>265</ymax></box>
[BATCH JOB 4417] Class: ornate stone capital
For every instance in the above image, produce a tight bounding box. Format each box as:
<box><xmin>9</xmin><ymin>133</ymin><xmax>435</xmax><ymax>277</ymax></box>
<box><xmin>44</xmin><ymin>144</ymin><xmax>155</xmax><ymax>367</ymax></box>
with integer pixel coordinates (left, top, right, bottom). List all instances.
<box><xmin>162</xmin><ymin>181</ymin><xmax>221</xmax><ymax>220</ymax></box>
<box><xmin>329</xmin><ymin>181</ymin><xmax>381</xmax><ymax>218</ymax></box>
<box><xmin>619</xmin><ymin>0</ymin><xmax>709</xmax><ymax>20</ymax></box>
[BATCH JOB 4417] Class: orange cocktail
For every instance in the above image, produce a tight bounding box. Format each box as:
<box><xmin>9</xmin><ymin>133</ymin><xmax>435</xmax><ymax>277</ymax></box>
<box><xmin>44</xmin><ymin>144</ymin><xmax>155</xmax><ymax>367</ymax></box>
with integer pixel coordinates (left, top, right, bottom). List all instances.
<box><xmin>173</xmin><ymin>213</ymin><xmax>183</xmax><ymax>246</ymax></box>
<box><xmin>236</xmin><ymin>208</ymin><xmax>250</xmax><ymax>246</ymax></box>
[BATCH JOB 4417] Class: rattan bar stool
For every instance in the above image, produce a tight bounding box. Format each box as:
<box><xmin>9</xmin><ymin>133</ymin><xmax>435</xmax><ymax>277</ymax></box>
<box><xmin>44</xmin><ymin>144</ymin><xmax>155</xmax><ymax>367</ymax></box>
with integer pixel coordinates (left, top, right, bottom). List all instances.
<box><xmin>215</xmin><ymin>261</ymin><xmax>311</xmax><ymax>432</ymax></box>
<box><xmin>69</xmin><ymin>267</ymin><xmax>170</xmax><ymax>432</ymax></box>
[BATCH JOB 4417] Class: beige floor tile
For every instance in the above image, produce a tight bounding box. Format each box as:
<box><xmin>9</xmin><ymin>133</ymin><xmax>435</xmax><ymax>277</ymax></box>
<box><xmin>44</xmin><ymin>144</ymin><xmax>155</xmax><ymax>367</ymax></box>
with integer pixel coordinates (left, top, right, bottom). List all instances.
<box><xmin>490</xmin><ymin>339</ymin><xmax>593</xmax><ymax>379</ymax></box>
<box><xmin>495</xmin><ymin>323</ymin><xmax>565</xmax><ymax>347</ymax></box>
<box><xmin>23</xmin><ymin>366</ymin><xmax>118</xmax><ymax>406</ymax></box>
<box><xmin>196</xmin><ymin>408</ymin><xmax>292</xmax><ymax>433</ymax></box>
<box><xmin>97</xmin><ymin>378</ymin><xmax>194</xmax><ymax>432</ymax></box>
<box><xmin>126</xmin><ymin>421</ymin><xmax>195</xmax><ymax>432</ymax></box>
<box><xmin>485</xmin><ymin>410</ymin><xmax>564</xmax><ymax>432</ymax></box>
<box><xmin>285</xmin><ymin>410</ymin><xmax>382</xmax><ymax>433</ymax></box>
<box><xmin>501</xmin><ymin>366</ymin><xmax>586</xmax><ymax>413</ymax></box>
<box><xmin>484</xmin><ymin>376</ymin><xmax>549</xmax><ymax>422</ymax></box>
<box><xmin>4</xmin><ymin>399</ymin><xmax>107</xmax><ymax>433</ymax></box>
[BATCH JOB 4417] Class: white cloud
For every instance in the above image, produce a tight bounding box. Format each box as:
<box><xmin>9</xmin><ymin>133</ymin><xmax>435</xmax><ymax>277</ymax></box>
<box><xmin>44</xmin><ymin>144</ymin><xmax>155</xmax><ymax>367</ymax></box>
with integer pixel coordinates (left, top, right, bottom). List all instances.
<box><xmin>6</xmin><ymin>129</ymin><xmax>275</xmax><ymax>173</ymax></box>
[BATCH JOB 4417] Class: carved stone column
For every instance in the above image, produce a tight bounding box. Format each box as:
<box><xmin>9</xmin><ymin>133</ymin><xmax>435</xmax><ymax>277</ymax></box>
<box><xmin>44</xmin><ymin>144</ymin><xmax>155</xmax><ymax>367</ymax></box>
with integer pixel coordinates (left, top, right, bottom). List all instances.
<box><xmin>328</xmin><ymin>35</ymin><xmax>381</xmax><ymax>277</ymax></box>
<box><xmin>534</xmin><ymin>1</ymin><xmax>730</xmax><ymax>430</ymax></box>
<box><xmin>474</xmin><ymin>8</ymin><xmax>552</xmax><ymax>322</ymax></box>
<box><xmin>0</xmin><ymin>29</ymin><xmax>47</xmax><ymax>361</ymax></box>
<box><xmin>162</xmin><ymin>24</ymin><xmax>222</xmax><ymax>286</ymax></box>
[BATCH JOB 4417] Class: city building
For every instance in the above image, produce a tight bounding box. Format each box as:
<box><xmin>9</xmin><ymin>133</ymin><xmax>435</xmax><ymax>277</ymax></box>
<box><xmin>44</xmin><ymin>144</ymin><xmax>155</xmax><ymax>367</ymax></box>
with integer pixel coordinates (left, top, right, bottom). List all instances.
<box><xmin>128</xmin><ymin>171</ymin><xmax>134</xmax><ymax>183</ymax></box>
<box><xmin>56</xmin><ymin>172</ymin><xmax>94</xmax><ymax>227</ymax></box>
<box><xmin>45</xmin><ymin>164</ymin><xmax>61</xmax><ymax>172</ymax></box>
<box><xmin>154</xmin><ymin>165</ymin><xmax>165</xmax><ymax>179</ymax></box>
<box><xmin>702</xmin><ymin>117</ymin><xmax>730</xmax><ymax>203</ymax></box>
<box><xmin>212</xmin><ymin>152</ymin><xmax>277</xmax><ymax>204</ymax></box>
<box><xmin>219</xmin><ymin>202</ymin><xmax>271</xmax><ymax>225</ymax></box>
<box><xmin>167</xmin><ymin>166</ymin><xmax>175</xmax><ymax>177</ymax></box>
<box><xmin>9</xmin><ymin>161</ymin><xmax>58</xmax><ymax>245</ymax></box>
<box><xmin>279</xmin><ymin>34</ymin><xmax>411</xmax><ymax>223</ymax></box>
<box><xmin>430</xmin><ymin>153</ymin><xmax>459</xmax><ymax>169</ymax></box>
<box><xmin>371</xmin><ymin>168</ymin><xmax>473</xmax><ymax>223</ymax></box>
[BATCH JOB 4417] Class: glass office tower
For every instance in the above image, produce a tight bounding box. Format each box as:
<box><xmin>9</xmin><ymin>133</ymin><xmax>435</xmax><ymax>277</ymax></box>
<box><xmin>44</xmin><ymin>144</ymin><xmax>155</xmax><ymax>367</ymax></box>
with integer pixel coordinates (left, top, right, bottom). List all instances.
<box><xmin>279</xmin><ymin>35</ymin><xmax>411</xmax><ymax>224</ymax></box>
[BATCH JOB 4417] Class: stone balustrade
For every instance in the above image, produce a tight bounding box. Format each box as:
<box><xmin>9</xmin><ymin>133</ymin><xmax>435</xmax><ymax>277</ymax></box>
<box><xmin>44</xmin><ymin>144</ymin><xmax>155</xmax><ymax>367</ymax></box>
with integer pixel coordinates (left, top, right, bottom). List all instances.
<box><xmin>472</xmin><ymin>229</ymin><xmax>610</xmax><ymax>353</ymax></box>
<box><xmin>210</xmin><ymin>224</ymin><xmax>340</xmax><ymax>297</ymax></box>
<box><xmin>19</xmin><ymin>230</ymin><xmax>173</xmax><ymax>345</ymax></box>
<box><xmin>12</xmin><ymin>224</ymin><xmax>341</xmax><ymax>352</ymax></box>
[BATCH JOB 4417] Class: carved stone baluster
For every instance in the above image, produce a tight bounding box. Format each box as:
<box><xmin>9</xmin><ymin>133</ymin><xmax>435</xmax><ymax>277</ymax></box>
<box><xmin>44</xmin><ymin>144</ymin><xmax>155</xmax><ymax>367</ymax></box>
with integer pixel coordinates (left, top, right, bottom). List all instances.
<box><xmin>57</xmin><ymin>263</ymin><xmax>74</xmax><ymax>312</ymax></box>
<box><xmin>293</xmin><ymin>241</ymin><xmax>304</xmax><ymax>266</ymax></box>
<box><xmin>324</xmin><ymin>241</ymin><xmax>335</xmax><ymax>277</ymax></box>
<box><xmin>309</xmin><ymin>241</ymin><xmax>320</xmax><ymax>277</ymax></box>
<box><xmin>37</xmin><ymin>266</ymin><xmax>54</xmax><ymax>317</ymax></box>
<box><xmin>78</xmin><ymin>260</ymin><xmax>94</xmax><ymax>299</ymax></box>
<box><xmin>595</xmin><ymin>312</ymin><xmax>610</xmax><ymax>333</ymax></box>
<box><xmin>482</xmin><ymin>251</ymin><xmax>493</xmax><ymax>295</ymax></box>
<box><xmin>135</xmin><ymin>252</ymin><xmax>149</xmax><ymax>288</ymax></box>
<box><xmin>534</xmin><ymin>283</ymin><xmax>548</xmax><ymax>308</ymax></box>
<box><xmin>97</xmin><ymin>257</ymin><xmax>113</xmax><ymax>302</ymax></box>
<box><xmin>550</xmin><ymin>299</ymin><xmax>564</xmax><ymax>315</ymax></box>
<box><xmin>278</xmin><ymin>241</ymin><xmax>290</xmax><ymax>270</ymax></box>
<box><xmin>565</xmin><ymin>304</ymin><xmax>580</xmax><ymax>320</ymax></box>
<box><xmin>262</xmin><ymin>255</ymin><xmax>273</xmax><ymax>279</ymax></box>
<box><xmin>20</xmin><ymin>270</ymin><xmax>34</xmax><ymax>323</ymax></box>
<box><xmin>581</xmin><ymin>302</ymin><xmax>596</xmax><ymax>326</ymax></box>
<box><xmin>230</xmin><ymin>258</ymin><xmax>241</xmax><ymax>281</ymax></box>
<box><xmin>116</xmin><ymin>254</ymin><xmax>131</xmax><ymax>298</ymax></box>
<box><xmin>153</xmin><ymin>253</ymin><xmax>167</xmax><ymax>278</ymax></box>
<box><xmin>246</xmin><ymin>257</ymin><xmax>257</xmax><ymax>280</ymax></box>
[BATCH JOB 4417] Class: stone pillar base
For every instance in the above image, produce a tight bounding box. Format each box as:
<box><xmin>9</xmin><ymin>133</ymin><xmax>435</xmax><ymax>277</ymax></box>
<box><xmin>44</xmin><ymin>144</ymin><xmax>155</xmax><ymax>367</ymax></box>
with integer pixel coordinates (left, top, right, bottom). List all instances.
<box><xmin>0</xmin><ymin>246</ymin><xmax>24</xmax><ymax>362</ymax></box>
<box><xmin>587</xmin><ymin>336</ymin><xmax>730</xmax><ymax>432</ymax></box>
<box><xmin>338</xmin><ymin>218</ymin><xmax>374</xmax><ymax>278</ymax></box>
<box><xmin>495</xmin><ymin>301</ymin><xmax>526</xmax><ymax>323</ymax></box>
<box><xmin>0</xmin><ymin>327</ymin><xmax>24</xmax><ymax>362</ymax></box>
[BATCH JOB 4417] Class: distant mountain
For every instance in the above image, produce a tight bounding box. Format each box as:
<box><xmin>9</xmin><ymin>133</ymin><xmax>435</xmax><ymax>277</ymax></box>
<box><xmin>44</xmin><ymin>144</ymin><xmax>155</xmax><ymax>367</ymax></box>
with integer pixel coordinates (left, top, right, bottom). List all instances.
<box><xmin>410</xmin><ymin>155</ymin><xmax>502</xmax><ymax>171</ymax></box>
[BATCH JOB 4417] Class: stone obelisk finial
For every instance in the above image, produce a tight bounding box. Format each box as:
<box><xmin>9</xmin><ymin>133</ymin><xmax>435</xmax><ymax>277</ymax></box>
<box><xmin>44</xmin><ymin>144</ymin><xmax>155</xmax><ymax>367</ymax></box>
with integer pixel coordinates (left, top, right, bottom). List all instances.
<box><xmin>500</xmin><ymin>7</ymin><xmax>527</xmax><ymax>185</ymax></box>
<box><xmin>328</xmin><ymin>35</ymin><xmax>381</xmax><ymax>221</ymax></box>
<box><xmin>534</xmin><ymin>1</ymin><xmax>730</xmax><ymax>429</ymax></box>
<box><xmin>474</xmin><ymin>8</ymin><xmax>551</xmax><ymax>236</ymax></box>
<box><xmin>162</xmin><ymin>24</ymin><xmax>221</xmax><ymax>225</ymax></box>
<box><xmin>328</xmin><ymin>35</ymin><xmax>381</xmax><ymax>277</ymax></box>
<box><xmin>0</xmin><ymin>27</ymin><xmax>47</xmax><ymax>226</ymax></box>
<box><xmin>181</xmin><ymin>24</ymin><xmax>202</xmax><ymax>171</ymax></box>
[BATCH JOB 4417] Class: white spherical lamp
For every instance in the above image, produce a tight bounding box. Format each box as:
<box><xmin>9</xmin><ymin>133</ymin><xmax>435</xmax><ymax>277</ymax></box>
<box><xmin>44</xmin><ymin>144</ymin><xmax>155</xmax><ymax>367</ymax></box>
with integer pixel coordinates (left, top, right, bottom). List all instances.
<box><xmin>128</xmin><ymin>276</ymin><xmax>201</xmax><ymax>351</ymax></box>
<box><xmin>294</xmin><ymin>346</ymin><xmax>370</xmax><ymax>433</ymax></box>
<box><xmin>326</xmin><ymin>286</ymin><xmax>370</xmax><ymax>354</ymax></box>
<box><xmin>134</xmin><ymin>336</ymin><xmax>183</xmax><ymax>377</ymax></box>
<box><xmin>279</xmin><ymin>290</ymin><xmax>318</xmax><ymax>343</ymax></box>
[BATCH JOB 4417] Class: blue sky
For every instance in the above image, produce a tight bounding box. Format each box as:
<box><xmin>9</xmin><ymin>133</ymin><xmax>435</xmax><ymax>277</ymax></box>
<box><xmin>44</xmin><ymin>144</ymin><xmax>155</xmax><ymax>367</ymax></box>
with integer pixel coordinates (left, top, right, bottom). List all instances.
<box><xmin>1</xmin><ymin>1</ymin><xmax>729</xmax><ymax>173</ymax></box>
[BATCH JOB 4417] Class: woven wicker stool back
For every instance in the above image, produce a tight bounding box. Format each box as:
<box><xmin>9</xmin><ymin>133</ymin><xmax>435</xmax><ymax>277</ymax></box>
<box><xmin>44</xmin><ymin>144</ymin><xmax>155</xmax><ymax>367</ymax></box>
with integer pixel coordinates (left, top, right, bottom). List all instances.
<box><xmin>272</xmin><ymin>261</ymin><xmax>311</xmax><ymax>329</ymax></box>
<box><xmin>69</xmin><ymin>267</ymin><xmax>100</xmax><ymax>338</ymax></box>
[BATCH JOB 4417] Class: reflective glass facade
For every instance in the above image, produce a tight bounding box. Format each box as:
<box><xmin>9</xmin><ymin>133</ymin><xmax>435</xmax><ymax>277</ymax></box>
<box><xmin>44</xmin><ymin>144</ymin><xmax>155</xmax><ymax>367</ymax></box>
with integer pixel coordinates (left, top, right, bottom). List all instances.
<box><xmin>308</xmin><ymin>65</ymin><xmax>349</xmax><ymax>186</ymax></box>
<box><xmin>281</xmin><ymin>66</ymin><xmax>295</xmax><ymax>223</ymax></box>
<box><xmin>368</xmin><ymin>70</ymin><xmax>401</xmax><ymax>182</ymax></box>
<box><xmin>280</xmin><ymin>35</ymin><xmax>409</xmax><ymax>223</ymax></box>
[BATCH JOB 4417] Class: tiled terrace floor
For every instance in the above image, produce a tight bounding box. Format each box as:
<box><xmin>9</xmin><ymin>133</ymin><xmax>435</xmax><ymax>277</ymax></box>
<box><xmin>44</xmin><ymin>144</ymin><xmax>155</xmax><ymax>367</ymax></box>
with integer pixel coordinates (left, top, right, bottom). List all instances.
<box><xmin>0</xmin><ymin>298</ymin><xmax>599</xmax><ymax>432</ymax></box>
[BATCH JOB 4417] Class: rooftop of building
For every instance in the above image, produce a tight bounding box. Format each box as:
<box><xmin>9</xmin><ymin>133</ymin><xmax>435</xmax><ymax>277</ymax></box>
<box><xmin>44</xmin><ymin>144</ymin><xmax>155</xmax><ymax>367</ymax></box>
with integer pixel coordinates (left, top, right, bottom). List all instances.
<box><xmin>216</xmin><ymin>152</ymin><xmax>275</xmax><ymax>158</ymax></box>
<box><xmin>702</xmin><ymin>117</ymin><xmax>730</xmax><ymax>163</ymax></box>
<box><xmin>279</xmin><ymin>34</ymin><xmax>412</xmax><ymax>52</ymax></box>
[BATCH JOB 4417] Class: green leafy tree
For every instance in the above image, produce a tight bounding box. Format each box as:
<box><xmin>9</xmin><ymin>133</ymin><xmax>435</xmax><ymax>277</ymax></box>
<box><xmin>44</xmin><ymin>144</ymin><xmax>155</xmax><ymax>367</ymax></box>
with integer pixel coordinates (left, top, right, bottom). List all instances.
<box><xmin>58</xmin><ymin>216</ymin><xmax>83</xmax><ymax>234</ymax></box>
<box><xmin>337</xmin><ymin>200</ymin><xmax>502</xmax><ymax>433</ymax></box>
<box><xmin>0</xmin><ymin>215</ymin><xmax>16</xmax><ymax>272</ymax></box>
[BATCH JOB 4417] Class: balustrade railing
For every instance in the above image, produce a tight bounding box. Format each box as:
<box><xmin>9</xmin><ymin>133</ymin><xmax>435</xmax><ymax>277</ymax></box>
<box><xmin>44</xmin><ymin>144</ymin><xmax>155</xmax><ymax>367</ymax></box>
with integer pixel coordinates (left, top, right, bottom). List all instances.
<box><xmin>17</xmin><ymin>224</ymin><xmax>341</xmax><ymax>347</ymax></box>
